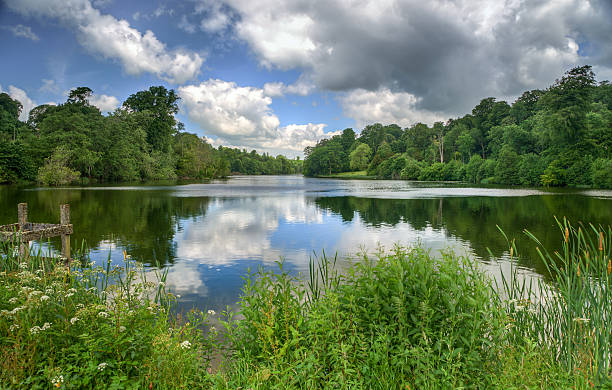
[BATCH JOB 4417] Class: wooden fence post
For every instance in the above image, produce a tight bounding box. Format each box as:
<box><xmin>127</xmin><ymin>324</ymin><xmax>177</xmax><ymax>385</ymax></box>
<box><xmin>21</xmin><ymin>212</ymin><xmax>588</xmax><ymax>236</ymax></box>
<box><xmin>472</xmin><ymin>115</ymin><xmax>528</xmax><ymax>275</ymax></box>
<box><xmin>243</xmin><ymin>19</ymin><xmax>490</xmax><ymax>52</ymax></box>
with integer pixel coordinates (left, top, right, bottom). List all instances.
<box><xmin>17</xmin><ymin>203</ymin><xmax>28</xmax><ymax>258</ymax></box>
<box><xmin>60</xmin><ymin>204</ymin><xmax>71</xmax><ymax>261</ymax></box>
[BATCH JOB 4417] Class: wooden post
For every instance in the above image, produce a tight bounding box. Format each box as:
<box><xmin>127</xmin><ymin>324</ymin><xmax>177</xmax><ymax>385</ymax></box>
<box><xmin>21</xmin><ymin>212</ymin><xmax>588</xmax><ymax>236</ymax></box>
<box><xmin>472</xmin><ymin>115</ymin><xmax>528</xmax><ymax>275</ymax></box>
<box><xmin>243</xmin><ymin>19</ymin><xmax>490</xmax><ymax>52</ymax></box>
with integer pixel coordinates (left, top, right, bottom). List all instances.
<box><xmin>17</xmin><ymin>203</ymin><xmax>28</xmax><ymax>258</ymax></box>
<box><xmin>60</xmin><ymin>204</ymin><xmax>71</xmax><ymax>261</ymax></box>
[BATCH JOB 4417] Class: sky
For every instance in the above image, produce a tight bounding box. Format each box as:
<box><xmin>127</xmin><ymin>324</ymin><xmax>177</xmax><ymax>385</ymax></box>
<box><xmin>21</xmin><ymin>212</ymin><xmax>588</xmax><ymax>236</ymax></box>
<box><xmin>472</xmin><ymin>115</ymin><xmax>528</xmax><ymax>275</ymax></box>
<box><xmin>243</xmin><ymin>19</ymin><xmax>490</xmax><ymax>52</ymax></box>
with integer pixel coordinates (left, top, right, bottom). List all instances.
<box><xmin>1</xmin><ymin>0</ymin><xmax>611</xmax><ymax>157</ymax></box>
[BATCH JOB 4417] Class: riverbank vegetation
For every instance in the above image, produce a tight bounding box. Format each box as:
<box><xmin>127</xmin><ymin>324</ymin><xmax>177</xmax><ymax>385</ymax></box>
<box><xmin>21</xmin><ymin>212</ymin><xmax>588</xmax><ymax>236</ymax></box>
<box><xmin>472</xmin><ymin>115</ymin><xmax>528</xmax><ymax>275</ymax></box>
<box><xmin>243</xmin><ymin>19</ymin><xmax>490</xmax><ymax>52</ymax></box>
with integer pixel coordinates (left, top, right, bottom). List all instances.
<box><xmin>1</xmin><ymin>220</ymin><xmax>610</xmax><ymax>388</ymax></box>
<box><xmin>0</xmin><ymin>86</ymin><xmax>302</xmax><ymax>185</ymax></box>
<box><xmin>304</xmin><ymin>65</ymin><xmax>612</xmax><ymax>188</ymax></box>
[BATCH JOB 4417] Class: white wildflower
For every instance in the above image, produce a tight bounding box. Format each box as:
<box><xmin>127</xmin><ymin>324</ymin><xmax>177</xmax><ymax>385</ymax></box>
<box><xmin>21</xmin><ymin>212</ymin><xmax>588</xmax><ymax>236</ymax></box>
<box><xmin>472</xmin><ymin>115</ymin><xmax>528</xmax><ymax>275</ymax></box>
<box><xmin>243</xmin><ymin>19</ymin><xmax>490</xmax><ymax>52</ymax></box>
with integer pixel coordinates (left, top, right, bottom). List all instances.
<box><xmin>8</xmin><ymin>297</ymin><xmax>18</xmax><ymax>304</ymax></box>
<box><xmin>158</xmin><ymin>282</ymin><xmax>166</xmax><ymax>288</ymax></box>
<box><xmin>119</xmin><ymin>326</ymin><xmax>126</xmax><ymax>333</ymax></box>
<box><xmin>30</xmin><ymin>290</ymin><xmax>42</xmax><ymax>297</ymax></box>
<box><xmin>18</xmin><ymin>262</ymin><xmax>28</xmax><ymax>270</ymax></box>
<box><xmin>70</xmin><ymin>317</ymin><xmax>79</xmax><ymax>325</ymax></box>
<box><xmin>65</xmin><ymin>293</ymin><xmax>74</xmax><ymax>298</ymax></box>
<box><xmin>51</xmin><ymin>375</ymin><xmax>64</xmax><ymax>386</ymax></box>
<box><xmin>9</xmin><ymin>323</ymin><xmax>19</xmax><ymax>332</ymax></box>
<box><xmin>45</xmin><ymin>288</ymin><xmax>54</xmax><ymax>294</ymax></box>
<box><xmin>98</xmin><ymin>311</ymin><xmax>109</xmax><ymax>318</ymax></box>
<box><xmin>207</xmin><ymin>309</ymin><xmax>216</xmax><ymax>316</ymax></box>
<box><xmin>41</xmin><ymin>295</ymin><xmax>50</xmax><ymax>301</ymax></box>
<box><xmin>176</xmin><ymin>294</ymin><xmax>181</xmax><ymax>299</ymax></box>
<box><xmin>76</xmin><ymin>303</ymin><xmax>84</xmax><ymax>309</ymax></box>
<box><xmin>41</xmin><ymin>322</ymin><xmax>51</xmax><ymax>330</ymax></box>
<box><xmin>180</xmin><ymin>340</ymin><xmax>191</xmax><ymax>350</ymax></box>
<box><xmin>30</xmin><ymin>326</ymin><xmax>41</xmax><ymax>334</ymax></box>
<box><xmin>97</xmin><ymin>362</ymin><xmax>107</xmax><ymax>371</ymax></box>
<box><xmin>67</xmin><ymin>288</ymin><xmax>77</xmax><ymax>294</ymax></box>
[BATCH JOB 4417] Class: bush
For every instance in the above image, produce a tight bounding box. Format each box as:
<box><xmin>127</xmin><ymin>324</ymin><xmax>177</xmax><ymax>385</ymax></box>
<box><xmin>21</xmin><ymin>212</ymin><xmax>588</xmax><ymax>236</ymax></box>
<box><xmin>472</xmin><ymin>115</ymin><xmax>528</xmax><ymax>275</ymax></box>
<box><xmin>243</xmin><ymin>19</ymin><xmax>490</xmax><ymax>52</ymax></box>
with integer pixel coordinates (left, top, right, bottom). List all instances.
<box><xmin>418</xmin><ymin>162</ymin><xmax>446</xmax><ymax>181</ymax></box>
<box><xmin>220</xmin><ymin>247</ymin><xmax>506</xmax><ymax>389</ymax></box>
<box><xmin>518</xmin><ymin>153</ymin><xmax>546</xmax><ymax>186</ymax></box>
<box><xmin>400</xmin><ymin>158</ymin><xmax>423</xmax><ymax>180</ymax></box>
<box><xmin>37</xmin><ymin>146</ymin><xmax>80</xmax><ymax>186</ymax></box>
<box><xmin>591</xmin><ymin>158</ymin><xmax>612</xmax><ymax>188</ymax></box>
<box><xmin>466</xmin><ymin>155</ymin><xmax>483</xmax><ymax>183</ymax></box>
<box><xmin>495</xmin><ymin>146</ymin><xmax>521</xmax><ymax>185</ymax></box>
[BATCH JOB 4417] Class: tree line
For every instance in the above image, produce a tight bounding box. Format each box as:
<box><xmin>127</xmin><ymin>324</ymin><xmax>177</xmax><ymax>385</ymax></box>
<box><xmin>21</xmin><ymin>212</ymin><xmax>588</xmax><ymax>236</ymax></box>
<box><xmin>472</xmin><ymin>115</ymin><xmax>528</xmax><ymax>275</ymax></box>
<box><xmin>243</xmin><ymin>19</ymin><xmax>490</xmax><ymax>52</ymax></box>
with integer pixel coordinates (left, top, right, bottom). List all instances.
<box><xmin>303</xmin><ymin>66</ymin><xmax>612</xmax><ymax>188</ymax></box>
<box><xmin>0</xmin><ymin>86</ymin><xmax>302</xmax><ymax>185</ymax></box>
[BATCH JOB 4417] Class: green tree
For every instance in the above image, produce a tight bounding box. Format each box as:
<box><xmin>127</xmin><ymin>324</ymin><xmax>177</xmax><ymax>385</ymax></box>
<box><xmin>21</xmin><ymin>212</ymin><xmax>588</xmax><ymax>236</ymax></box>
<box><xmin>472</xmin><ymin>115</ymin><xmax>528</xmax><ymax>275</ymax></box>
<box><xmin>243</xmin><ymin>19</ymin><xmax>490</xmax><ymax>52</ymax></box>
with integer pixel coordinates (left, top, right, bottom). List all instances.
<box><xmin>349</xmin><ymin>143</ymin><xmax>372</xmax><ymax>171</ymax></box>
<box><xmin>123</xmin><ymin>86</ymin><xmax>180</xmax><ymax>153</ymax></box>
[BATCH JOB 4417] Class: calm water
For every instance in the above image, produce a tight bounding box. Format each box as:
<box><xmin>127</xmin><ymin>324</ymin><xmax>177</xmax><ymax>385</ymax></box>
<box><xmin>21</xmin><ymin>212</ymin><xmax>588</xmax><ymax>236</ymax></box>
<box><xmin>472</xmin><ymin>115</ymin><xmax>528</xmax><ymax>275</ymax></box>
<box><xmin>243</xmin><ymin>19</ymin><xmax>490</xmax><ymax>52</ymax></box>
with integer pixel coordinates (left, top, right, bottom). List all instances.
<box><xmin>2</xmin><ymin>175</ymin><xmax>612</xmax><ymax>311</ymax></box>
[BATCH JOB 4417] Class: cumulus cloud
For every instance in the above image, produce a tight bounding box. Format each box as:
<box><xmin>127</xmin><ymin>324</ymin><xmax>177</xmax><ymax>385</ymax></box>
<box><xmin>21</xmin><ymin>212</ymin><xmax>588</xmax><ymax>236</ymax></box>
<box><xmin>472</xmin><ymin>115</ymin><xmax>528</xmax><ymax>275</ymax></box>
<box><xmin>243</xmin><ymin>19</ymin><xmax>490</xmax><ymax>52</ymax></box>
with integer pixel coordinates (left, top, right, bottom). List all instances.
<box><xmin>90</xmin><ymin>94</ymin><xmax>120</xmax><ymax>112</ymax></box>
<box><xmin>340</xmin><ymin>88</ymin><xmax>446</xmax><ymax>128</ymax></box>
<box><xmin>263</xmin><ymin>78</ymin><xmax>314</xmax><ymax>97</ymax></box>
<box><xmin>6</xmin><ymin>0</ymin><xmax>203</xmax><ymax>84</ymax></box>
<box><xmin>179</xmin><ymin>79</ymin><xmax>333</xmax><ymax>155</ymax></box>
<box><xmin>204</xmin><ymin>0</ymin><xmax>612</xmax><ymax>118</ymax></box>
<box><xmin>4</xmin><ymin>24</ymin><xmax>39</xmax><ymax>41</ymax></box>
<box><xmin>0</xmin><ymin>85</ymin><xmax>37</xmax><ymax>121</ymax></box>
<box><xmin>194</xmin><ymin>0</ymin><xmax>234</xmax><ymax>33</ymax></box>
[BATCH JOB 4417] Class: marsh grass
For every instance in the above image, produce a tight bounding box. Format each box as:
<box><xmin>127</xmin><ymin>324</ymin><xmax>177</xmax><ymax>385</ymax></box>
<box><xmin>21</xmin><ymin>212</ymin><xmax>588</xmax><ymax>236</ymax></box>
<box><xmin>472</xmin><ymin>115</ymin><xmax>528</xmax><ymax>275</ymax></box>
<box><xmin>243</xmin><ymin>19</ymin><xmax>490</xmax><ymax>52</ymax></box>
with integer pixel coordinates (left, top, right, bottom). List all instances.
<box><xmin>498</xmin><ymin>218</ymin><xmax>612</xmax><ymax>386</ymax></box>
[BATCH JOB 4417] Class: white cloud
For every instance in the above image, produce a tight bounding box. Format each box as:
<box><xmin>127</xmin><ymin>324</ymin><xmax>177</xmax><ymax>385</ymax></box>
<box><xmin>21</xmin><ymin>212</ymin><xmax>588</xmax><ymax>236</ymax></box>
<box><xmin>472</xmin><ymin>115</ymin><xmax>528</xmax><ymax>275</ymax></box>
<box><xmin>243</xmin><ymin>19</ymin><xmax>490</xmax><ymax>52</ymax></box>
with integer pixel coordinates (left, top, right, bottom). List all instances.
<box><xmin>178</xmin><ymin>15</ymin><xmax>197</xmax><ymax>34</ymax></box>
<box><xmin>6</xmin><ymin>0</ymin><xmax>204</xmax><ymax>84</ymax></box>
<box><xmin>1</xmin><ymin>85</ymin><xmax>38</xmax><ymax>121</ymax></box>
<box><xmin>179</xmin><ymin>79</ymin><xmax>333</xmax><ymax>155</ymax></box>
<box><xmin>263</xmin><ymin>79</ymin><xmax>314</xmax><ymax>97</ymax></box>
<box><xmin>5</xmin><ymin>24</ymin><xmax>39</xmax><ymax>41</ymax></box>
<box><xmin>340</xmin><ymin>88</ymin><xmax>445</xmax><ymax>129</ymax></box>
<box><xmin>203</xmin><ymin>0</ymin><xmax>612</xmax><ymax>117</ymax></box>
<box><xmin>194</xmin><ymin>0</ymin><xmax>233</xmax><ymax>33</ymax></box>
<box><xmin>90</xmin><ymin>93</ymin><xmax>119</xmax><ymax>112</ymax></box>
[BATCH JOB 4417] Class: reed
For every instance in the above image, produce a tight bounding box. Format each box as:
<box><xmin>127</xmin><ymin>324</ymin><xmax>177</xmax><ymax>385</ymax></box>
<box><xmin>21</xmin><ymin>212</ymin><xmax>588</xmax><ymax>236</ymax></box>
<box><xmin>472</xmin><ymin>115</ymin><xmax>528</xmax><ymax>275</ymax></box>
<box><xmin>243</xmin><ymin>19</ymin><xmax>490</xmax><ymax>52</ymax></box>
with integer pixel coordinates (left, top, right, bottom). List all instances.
<box><xmin>499</xmin><ymin>218</ymin><xmax>612</xmax><ymax>385</ymax></box>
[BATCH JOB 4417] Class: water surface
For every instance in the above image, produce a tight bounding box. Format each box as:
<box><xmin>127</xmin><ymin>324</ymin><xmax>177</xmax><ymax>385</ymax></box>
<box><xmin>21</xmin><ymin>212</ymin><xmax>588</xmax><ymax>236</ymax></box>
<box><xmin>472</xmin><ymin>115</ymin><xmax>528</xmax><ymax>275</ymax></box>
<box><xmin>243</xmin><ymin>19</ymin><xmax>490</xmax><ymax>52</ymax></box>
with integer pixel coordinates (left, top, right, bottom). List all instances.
<box><xmin>2</xmin><ymin>176</ymin><xmax>611</xmax><ymax>311</ymax></box>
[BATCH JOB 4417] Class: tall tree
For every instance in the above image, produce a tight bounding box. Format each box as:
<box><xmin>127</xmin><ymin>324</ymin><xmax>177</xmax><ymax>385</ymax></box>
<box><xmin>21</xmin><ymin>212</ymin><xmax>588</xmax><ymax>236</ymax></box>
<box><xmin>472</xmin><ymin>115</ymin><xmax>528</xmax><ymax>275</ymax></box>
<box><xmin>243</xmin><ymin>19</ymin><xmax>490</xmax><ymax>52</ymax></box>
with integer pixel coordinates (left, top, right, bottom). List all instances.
<box><xmin>123</xmin><ymin>86</ymin><xmax>180</xmax><ymax>152</ymax></box>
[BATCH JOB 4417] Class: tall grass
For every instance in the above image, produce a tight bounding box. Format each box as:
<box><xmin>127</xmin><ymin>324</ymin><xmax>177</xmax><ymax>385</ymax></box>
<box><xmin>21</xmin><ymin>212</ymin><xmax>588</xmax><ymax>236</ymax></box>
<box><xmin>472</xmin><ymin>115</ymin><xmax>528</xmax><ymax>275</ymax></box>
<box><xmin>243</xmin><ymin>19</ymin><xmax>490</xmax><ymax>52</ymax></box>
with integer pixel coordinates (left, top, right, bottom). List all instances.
<box><xmin>499</xmin><ymin>218</ymin><xmax>612</xmax><ymax>385</ymax></box>
<box><xmin>0</xmin><ymin>240</ymin><xmax>214</xmax><ymax>389</ymax></box>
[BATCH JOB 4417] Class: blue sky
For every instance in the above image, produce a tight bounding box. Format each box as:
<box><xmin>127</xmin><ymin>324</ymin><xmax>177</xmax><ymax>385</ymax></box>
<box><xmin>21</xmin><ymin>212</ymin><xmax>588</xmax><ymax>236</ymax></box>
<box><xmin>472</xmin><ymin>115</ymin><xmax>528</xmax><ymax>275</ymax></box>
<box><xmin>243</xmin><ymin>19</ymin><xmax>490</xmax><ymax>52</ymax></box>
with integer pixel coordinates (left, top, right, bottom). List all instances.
<box><xmin>1</xmin><ymin>0</ymin><xmax>611</xmax><ymax>156</ymax></box>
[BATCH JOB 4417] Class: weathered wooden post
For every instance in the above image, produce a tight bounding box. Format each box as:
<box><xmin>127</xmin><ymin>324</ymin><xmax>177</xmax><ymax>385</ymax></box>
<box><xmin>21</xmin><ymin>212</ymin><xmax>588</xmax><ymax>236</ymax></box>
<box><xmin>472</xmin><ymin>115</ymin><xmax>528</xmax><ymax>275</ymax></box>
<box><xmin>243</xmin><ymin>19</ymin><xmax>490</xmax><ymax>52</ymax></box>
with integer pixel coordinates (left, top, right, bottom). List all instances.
<box><xmin>17</xmin><ymin>203</ymin><xmax>29</xmax><ymax>258</ymax></box>
<box><xmin>60</xmin><ymin>204</ymin><xmax>71</xmax><ymax>261</ymax></box>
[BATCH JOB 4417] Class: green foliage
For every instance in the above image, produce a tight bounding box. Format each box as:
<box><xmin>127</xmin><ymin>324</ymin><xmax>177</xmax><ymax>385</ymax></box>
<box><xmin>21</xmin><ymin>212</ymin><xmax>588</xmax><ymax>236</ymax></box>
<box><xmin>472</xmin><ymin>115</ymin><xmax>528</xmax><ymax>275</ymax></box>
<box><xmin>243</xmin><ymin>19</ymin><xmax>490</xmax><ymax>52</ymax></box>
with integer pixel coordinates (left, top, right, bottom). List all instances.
<box><xmin>301</xmin><ymin>65</ymin><xmax>610</xmax><ymax>188</ymax></box>
<box><xmin>399</xmin><ymin>158</ymin><xmax>423</xmax><ymax>180</ymax></box>
<box><xmin>591</xmin><ymin>158</ymin><xmax>612</xmax><ymax>188</ymax></box>
<box><xmin>495</xmin><ymin>146</ymin><xmax>521</xmax><ymax>185</ymax></box>
<box><xmin>219</xmin><ymin>247</ymin><xmax>506</xmax><ymax>389</ymax></box>
<box><xmin>518</xmin><ymin>153</ymin><xmax>547</xmax><ymax>186</ymax></box>
<box><xmin>37</xmin><ymin>146</ymin><xmax>80</xmax><ymax>186</ymax></box>
<box><xmin>0</xmin><ymin>245</ymin><xmax>214</xmax><ymax>389</ymax></box>
<box><xmin>466</xmin><ymin>154</ymin><xmax>483</xmax><ymax>183</ymax></box>
<box><xmin>349</xmin><ymin>143</ymin><xmax>371</xmax><ymax>171</ymax></box>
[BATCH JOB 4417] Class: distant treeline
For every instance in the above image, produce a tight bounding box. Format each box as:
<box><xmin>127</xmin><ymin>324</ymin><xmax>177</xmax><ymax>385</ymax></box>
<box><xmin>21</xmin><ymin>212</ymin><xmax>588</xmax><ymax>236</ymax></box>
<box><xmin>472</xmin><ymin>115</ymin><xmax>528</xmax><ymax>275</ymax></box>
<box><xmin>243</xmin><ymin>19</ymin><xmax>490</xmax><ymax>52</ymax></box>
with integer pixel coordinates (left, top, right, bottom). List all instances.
<box><xmin>0</xmin><ymin>86</ymin><xmax>302</xmax><ymax>185</ymax></box>
<box><xmin>304</xmin><ymin>66</ymin><xmax>612</xmax><ymax>188</ymax></box>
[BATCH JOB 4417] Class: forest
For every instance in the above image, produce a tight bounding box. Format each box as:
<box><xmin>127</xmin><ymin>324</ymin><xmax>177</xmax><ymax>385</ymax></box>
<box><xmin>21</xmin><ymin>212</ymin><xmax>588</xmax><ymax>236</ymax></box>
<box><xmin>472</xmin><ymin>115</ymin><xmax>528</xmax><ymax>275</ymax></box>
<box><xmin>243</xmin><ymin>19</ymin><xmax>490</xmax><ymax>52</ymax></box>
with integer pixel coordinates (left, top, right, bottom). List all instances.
<box><xmin>0</xmin><ymin>86</ymin><xmax>302</xmax><ymax>185</ymax></box>
<box><xmin>303</xmin><ymin>66</ymin><xmax>612</xmax><ymax>188</ymax></box>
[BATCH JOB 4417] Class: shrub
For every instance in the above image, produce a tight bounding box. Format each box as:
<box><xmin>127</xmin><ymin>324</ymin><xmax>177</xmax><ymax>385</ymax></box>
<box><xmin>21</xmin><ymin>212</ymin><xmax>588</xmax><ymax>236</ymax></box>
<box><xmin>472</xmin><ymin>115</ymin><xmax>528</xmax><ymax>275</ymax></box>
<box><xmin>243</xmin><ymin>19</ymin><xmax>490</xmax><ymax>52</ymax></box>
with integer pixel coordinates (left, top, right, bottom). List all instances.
<box><xmin>400</xmin><ymin>158</ymin><xmax>423</xmax><ymax>180</ymax></box>
<box><xmin>37</xmin><ymin>146</ymin><xmax>80</xmax><ymax>186</ymax></box>
<box><xmin>591</xmin><ymin>158</ymin><xmax>612</xmax><ymax>188</ymax></box>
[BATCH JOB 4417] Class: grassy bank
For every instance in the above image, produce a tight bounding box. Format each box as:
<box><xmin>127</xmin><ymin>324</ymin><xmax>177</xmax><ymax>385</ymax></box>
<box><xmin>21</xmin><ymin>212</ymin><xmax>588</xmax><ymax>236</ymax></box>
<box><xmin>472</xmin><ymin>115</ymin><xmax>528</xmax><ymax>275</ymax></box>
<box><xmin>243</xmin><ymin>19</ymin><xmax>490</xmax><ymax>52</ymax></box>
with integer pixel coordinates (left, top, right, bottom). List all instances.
<box><xmin>316</xmin><ymin>170</ymin><xmax>375</xmax><ymax>179</ymax></box>
<box><xmin>1</xmin><ymin>221</ymin><xmax>611</xmax><ymax>388</ymax></box>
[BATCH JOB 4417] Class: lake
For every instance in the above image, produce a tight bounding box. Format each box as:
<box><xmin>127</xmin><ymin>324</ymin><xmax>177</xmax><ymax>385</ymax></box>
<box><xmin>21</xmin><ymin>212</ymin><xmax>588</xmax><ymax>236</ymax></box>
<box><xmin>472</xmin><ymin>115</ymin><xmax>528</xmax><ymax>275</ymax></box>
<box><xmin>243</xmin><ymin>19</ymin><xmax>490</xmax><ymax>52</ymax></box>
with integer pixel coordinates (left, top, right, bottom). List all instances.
<box><xmin>2</xmin><ymin>175</ymin><xmax>612</xmax><ymax>312</ymax></box>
